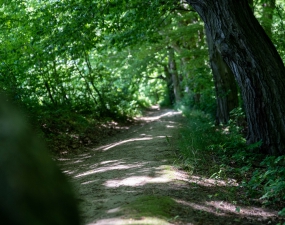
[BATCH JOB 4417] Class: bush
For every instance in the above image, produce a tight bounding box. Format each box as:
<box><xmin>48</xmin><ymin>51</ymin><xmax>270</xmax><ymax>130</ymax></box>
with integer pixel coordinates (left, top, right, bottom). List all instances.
<box><xmin>177</xmin><ymin>108</ymin><xmax>285</xmax><ymax>216</ymax></box>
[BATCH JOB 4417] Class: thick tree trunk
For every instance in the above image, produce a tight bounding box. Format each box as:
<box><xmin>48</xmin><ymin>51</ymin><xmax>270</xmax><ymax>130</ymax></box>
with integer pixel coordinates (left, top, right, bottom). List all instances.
<box><xmin>205</xmin><ymin>27</ymin><xmax>239</xmax><ymax>125</ymax></box>
<box><xmin>186</xmin><ymin>0</ymin><xmax>285</xmax><ymax>155</ymax></box>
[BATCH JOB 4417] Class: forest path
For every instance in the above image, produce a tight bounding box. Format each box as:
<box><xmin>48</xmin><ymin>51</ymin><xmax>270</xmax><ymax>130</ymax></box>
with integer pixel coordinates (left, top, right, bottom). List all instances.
<box><xmin>58</xmin><ymin>108</ymin><xmax>278</xmax><ymax>225</ymax></box>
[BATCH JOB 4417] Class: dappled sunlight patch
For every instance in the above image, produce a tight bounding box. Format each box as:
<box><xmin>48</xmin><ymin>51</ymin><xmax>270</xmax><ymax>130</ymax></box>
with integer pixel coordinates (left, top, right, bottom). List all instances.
<box><xmin>174</xmin><ymin>199</ymin><xmax>227</xmax><ymax>216</ymax></box>
<box><xmin>101</xmin><ymin>121</ymin><xmax>130</xmax><ymax>131</ymax></box>
<box><xmin>206</xmin><ymin>201</ymin><xmax>277</xmax><ymax>218</ymax></box>
<box><xmin>156</xmin><ymin>135</ymin><xmax>169</xmax><ymax>138</ymax></box>
<box><xmin>174</xmin><ymin>199</ymin><xmax>277</xmax><ymax>220</ymax></box>
<box><xmin>97</xmin><ymin>137</ymin><xmax>153</xmax><ymax>151</ymax></box>
<box><xmin>103</xmin><ymin>165</ymin><xmax>179</xmax><ymax>187</ymax></box>
<box><xmin>107</xmin><ymin>207</ymin><xmax>122</xmax><ymax>214</ymax></box>
<box><xmin>88</xmin><ymin>217</ymin><xmax>172</xmax><ymax>225</ymax></box>
<box><xmin>138</xmin><ymin>111</ymin><xmax>182</xmax><ymax>122</ymax></box>
<box><xmin>104</xmin><ymin>176</ymin><xmax>151</xmax><ymax>187</ymax></box>
<box><xmin>81</xmin><ymin>179</ymin><xmax>100</xmax><ymax>185</ymax></box>
<box><xmin>139</xmin><ymin>133</ymin><xmax>152</xmax><ymax>137</ymax></box>
<box><xmin>99</xmin><ymin>160</ymin><xmax>119</xmax><ymax>165</ymax></box>
<box><xmin>57</xmin><ymin>153</ymin><xmax>92</xmax><ymax>163</ymax></box>
<box><xmin>188</xmin><ymin>175</ymin><xmax>238</xmax><ymax>187</ymax></box>
<box><xmin>166</xmin><ymin>167</ymin><xmax>189</xmax><ymax>181</ymax></box>
<box><xmin>75</xmin><ymin>162</ymin><xmax>145</xmax><ymax>178</ymax></box>
<box><xmin>104</xmin><ymin>175</ymin><xmax>172</xmax><ymax>187</ymax></box>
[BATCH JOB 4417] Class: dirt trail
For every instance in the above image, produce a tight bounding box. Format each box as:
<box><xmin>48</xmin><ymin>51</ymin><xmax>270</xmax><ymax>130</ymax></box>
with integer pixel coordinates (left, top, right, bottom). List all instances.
<box><xmin>58</xmin><ymin>108</ymin><xmax>279</xmax><ymax>225</ymax></box>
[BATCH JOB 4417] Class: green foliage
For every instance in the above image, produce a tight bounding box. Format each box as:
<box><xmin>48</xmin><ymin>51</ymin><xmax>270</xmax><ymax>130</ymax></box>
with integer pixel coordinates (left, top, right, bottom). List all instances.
<box><xmin>2</xmin><ymin>0</ymin><xmax>196</xmax><ymax>154</ymax></box>
<box><xmin>254</xmin><ymin>0</ymin><xmax>285</xmax><ymax>62</ymax></box>
<box><xmin>242</xmin><ymin>155</ymin><xmax>285</xmax><ymax>210</ymax></box>
<box><xmin>273</xmin><ymin>3</ymin><xmax>285</xmax><ymax>62</ymax></box>
<box><xmin>2</xmin><ymin>0</ymin><xmax>285</xmax><ymax>220</ymax></box>
<box><xmin>177</xmin><ymin>110</ymin><xmax>225</xmax><ymax>171</ymax></box>
<box><xmin>1</xmin><ymin>0</ymin><xmax>190</xmax><ymax>120</ymax></box>
<box><xmin>0</xmin><ymin>0</ymin><xmax>208</xmax><ymax>122</ymax></box>
<box><xmin>37</xmin><ymin>106</ymin><xmax>128</xmax><ymax>153</ymax></box>
<box><xmin>177</xmin><ymin>107</ymin><xmax>285</xmax><ymax>215</ymax></box>
<box><xmin>1</xmin><ymin>0</ymin><xmax>285</xmax><ymax>158</ymax></box>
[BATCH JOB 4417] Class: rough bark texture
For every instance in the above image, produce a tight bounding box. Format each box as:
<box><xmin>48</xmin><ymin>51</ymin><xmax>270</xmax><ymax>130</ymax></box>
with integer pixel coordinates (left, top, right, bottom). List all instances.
<box><xmin>205</xmin><ymin>27</ymin><xmax>239</xmax><ymax>125</ymax></box>
<box><xmin>187</xmin><ymin>0</ymin><xmax>285</xmax><ymax>155</ymax></box>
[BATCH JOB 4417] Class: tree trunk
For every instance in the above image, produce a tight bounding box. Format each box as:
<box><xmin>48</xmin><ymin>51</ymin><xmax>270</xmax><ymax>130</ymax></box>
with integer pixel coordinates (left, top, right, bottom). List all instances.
<box><xmin>73</xmin><ymin>62</ymin><xmax>98</xmax><ymax>105</ymax></box>
<box><xmin>205</xmin><ymin>27</ymin><xmax>239</xmax><ymax>125</ymax></box>
<box><xmin>51</xmin><ymin>60</ymin><xmax>69</xmax><ymax>105</ymax></box>
<box><xmin>83</xmin><ymin>51</ymin><xmax>110</xmax><ymax>115</ymax></box>
<box><xmin>186</xmin><ymin>0</ymin><xmax>285</xmax><ymax>155</ymax></box>
<box><xmin>163</xmin><ymin>64</ymin><xmax>175</xmax><ymax>106</ymax></box>
<box><xmin>168</xmin><ymin>47</ymin><xmax>182</xmax><ymax>104</ymax></box>
<box><xmin>44</xmin><ymin>81</ymin><xmax>56</xmax><ymax>106</ymax></box>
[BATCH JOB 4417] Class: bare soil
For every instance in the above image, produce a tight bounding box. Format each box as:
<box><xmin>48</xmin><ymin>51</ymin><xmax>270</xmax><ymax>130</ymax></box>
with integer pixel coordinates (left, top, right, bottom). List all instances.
<box><xmin>58</xmin><ymin>108</ymin><xmax>281</xmax><ymax>225</ymax></box>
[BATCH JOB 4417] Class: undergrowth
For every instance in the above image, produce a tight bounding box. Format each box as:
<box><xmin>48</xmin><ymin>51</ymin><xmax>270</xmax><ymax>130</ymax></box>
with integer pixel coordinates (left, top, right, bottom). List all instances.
<box><xmin>33</xmin><ymin>107</ymin><xmax>134</xmax><ymax>154</ymax></box>
<box><xmin>177</xmin><ymin>108</ymin><xmax>285</xmax><ymax>221</ymax></box>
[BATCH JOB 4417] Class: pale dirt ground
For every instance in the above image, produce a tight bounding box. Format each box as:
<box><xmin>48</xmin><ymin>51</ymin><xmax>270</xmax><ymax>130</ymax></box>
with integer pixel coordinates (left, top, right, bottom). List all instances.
<box><xmin>57</xmin><ymin>108</ymin><xmax>281</xmax><ymax>225</ymax></box>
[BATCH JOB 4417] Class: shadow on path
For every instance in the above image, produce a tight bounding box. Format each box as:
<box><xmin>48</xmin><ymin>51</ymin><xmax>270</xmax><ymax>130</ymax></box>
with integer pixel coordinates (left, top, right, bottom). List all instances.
<box><xmin>58</xmin><ymin>109</ymin><xmax>280</xmax><ymax>225</ymax></box>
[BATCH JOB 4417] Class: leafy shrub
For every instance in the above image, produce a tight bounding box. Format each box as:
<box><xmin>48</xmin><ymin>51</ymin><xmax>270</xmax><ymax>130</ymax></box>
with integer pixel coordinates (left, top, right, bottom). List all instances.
<box><xmin>177</xmin><ymin>108</ymin><xmax>285</xmax><ymax>216</ymax></box>
<box><xmin>244</xmin><ymin>156</ymin><xmax>285</xmax><ymax>211</ymax></box>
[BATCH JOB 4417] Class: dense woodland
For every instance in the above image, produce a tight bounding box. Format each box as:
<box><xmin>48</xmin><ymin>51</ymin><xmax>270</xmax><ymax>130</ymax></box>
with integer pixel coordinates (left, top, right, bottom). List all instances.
<box><xmin>1</xmin><ymin>0</ymin><xmax>285</xmax><ymax>219</ymax></box>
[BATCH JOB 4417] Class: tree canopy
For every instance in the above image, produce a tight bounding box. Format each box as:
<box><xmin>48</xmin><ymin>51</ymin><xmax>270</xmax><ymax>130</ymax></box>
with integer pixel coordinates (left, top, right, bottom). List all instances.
<box><xmin>2</xmin><ymin>0</ymin><xmax>285</xmax><ymax>220</ymax></box>
<box><xmin>1</xmin><ymin>0</ymin><xmax>285</xmax><ymax>154</ymax></box>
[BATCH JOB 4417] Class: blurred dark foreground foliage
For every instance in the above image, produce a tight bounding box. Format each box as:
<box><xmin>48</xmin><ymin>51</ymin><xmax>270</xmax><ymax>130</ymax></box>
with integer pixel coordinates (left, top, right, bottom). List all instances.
<box><xmin>0</xmin><ymin>95</ymin><xmax>81</xmax><ymax>225</ymax></box>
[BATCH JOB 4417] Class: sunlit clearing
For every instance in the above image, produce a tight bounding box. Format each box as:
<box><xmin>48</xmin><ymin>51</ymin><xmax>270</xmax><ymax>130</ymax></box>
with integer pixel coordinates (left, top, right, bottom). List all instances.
<box><xmin>138</xmin><ymin>111</ymin><xmax>182</xmax><ymax>122</ymax></box>
<box><xmin>88</xmin><ymin>217</ymin><xmax>173</xmax><ymax>225</ymax></box>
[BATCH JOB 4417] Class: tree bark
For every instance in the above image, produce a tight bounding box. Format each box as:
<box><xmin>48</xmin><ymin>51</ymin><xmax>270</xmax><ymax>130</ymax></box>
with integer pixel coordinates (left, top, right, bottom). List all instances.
<box><xmin>83</xmin><ymin>51</ymin><xmax>110</xmax><ymax>115</ymax></box>
<box><xmin>73</xmin><ymin>62</ymin><xmax>98</xmax><ymax>105</ymax></box>
<box><xmin>163</xmin><ymin>64</ymin><xmax>175</xmax><ymax>106</ymax></box>
<box><xmin>168</xmin><ymin>47</ymin><xmax>182</xmax><ymax>104</ymax></box>
<box><xmin>186</xmin><ymin>0</ymin><xmax>285</xmax><ymax>155</ymax></box>
<box><xmin>205</xmin><ymin>26</ymin><xmax>239</xmax><ymax>125</ymax></box>
<box><xmin>44</xmin><ymin>81</ymin><xmax>56</xmax><ymax>106</ymax></box>
<box><xmin>51</xmin><ymin>60</ymin><xmax>69</xmax><ymax>105</ymax></box>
